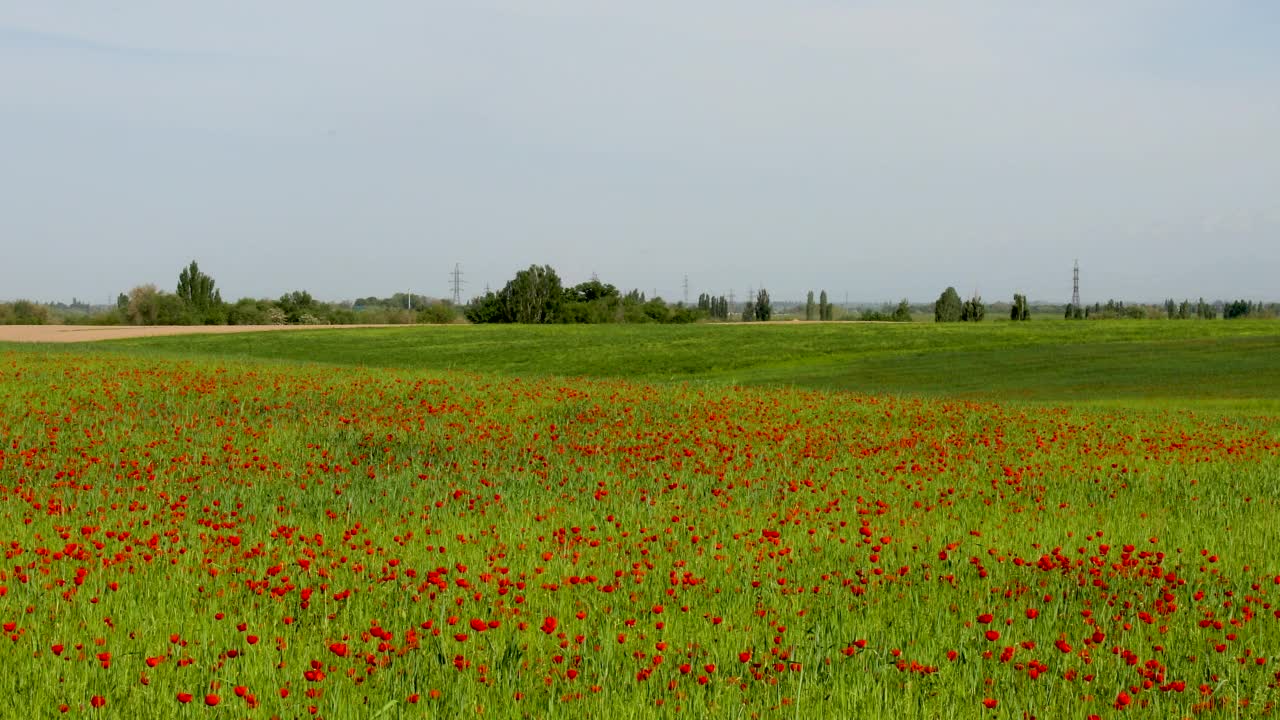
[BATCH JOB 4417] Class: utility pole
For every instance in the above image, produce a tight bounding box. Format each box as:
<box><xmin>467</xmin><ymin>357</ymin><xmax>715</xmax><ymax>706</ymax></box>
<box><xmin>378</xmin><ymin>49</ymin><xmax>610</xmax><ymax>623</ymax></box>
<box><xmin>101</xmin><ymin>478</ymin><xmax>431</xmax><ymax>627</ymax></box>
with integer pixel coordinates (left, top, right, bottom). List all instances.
<box><xmin>1071</xmin><ymin>259</ymin><xmax>1080</xmax><ymax>308</ymax></box>
<box><xmin>682</xmin><ymin>274</ymin><xmax>689</xmax><ymax>305</ymax></box>
<box><xmin>407</xmin><ymin>291</ymin><xmax>412</xmax><ymax>311</ymax></box>
<box><xmin>450</xmin><ymin>263</ymin><xmax>465</xmax><ymax>305</ymax></box>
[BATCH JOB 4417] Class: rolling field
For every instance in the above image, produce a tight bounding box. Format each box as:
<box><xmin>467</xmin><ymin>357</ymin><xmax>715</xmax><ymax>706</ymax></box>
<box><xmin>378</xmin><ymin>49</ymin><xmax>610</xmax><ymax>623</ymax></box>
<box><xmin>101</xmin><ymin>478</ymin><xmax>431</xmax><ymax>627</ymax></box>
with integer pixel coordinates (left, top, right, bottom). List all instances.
<box><xmin>84</xmin><ymin>319</ymin><xmax>1280</xmax><ymax>413</ymax></box>
<box><xmin>1</xmin><ymin>321</ymin><xmax>1279</xmax><ymax>718</ymax></box>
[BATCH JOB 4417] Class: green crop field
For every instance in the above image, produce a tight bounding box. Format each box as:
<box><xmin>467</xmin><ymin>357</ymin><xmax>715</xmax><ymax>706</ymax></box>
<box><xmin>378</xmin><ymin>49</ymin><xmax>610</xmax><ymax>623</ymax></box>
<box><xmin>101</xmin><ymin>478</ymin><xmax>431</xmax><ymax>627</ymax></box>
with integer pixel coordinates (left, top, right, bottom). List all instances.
<box><xmin>50</xmin><ymin>318</ymin><xmax>1280</xmax><ymax>415</ymax></box>
<box><xmin>1</xmin><ymin>321</ymin><xmax>1278</xmax><ymax>718</ymax></box>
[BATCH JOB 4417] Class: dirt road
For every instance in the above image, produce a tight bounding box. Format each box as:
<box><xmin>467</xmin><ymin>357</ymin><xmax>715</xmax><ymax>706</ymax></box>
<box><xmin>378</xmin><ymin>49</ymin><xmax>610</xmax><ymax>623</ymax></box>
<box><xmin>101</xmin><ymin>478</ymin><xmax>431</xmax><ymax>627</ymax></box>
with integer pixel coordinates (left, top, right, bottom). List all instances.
<box><xmin>0</xmin><ymin>324</ymin><xmax>395</xmax><ymax>343</ymax></box>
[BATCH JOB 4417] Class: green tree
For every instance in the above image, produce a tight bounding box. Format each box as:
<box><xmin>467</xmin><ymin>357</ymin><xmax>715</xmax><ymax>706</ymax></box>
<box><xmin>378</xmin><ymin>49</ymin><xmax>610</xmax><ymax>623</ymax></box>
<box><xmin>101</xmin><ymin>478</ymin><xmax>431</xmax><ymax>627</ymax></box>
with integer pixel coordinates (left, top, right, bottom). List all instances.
<box><xmin>500</xmin><ymin>265</ymin><xmax>563</xmax><ymax>324</ymax></box>
<box><xmin>278</xmin><ymin>290</ymin><xmax>320</xmax><ymax>324</ymax></box>
<box><xmin>754</xmin><ymin>288</ymin><xmax>772</xmax><ymax>322</ymax></box>
<box><xmin>176</xmin><ymin>261</ymin><xmax>223</xmax><ymax>323</ymax></box>
<box><xmin>934</xmin><ymin>287</ymin><xmax>962</xmax><ymax>322</ymax></box>
<box><xmin>560</xmin><ymin>279</ymin><xmax>621</xmax><ymax>323</ymax></box>
<box><xmin>227</xmin><ymin>298</ymin><xmax>276</xmax><ymax>325</ymax></box>
<box><xmin>892</xmin><ymin>298</ymin><xmax>912</xmax><ymax>322</ymax></box>
<box><xmin>960</xmin><ymin>294</ymin><xmax>985</xmax><ymax>322</ymax></box>
<box><xmin>1010</xmin><ymin>294</ymin><xmax>1030</xmax><ymax>321</ymax></box>
<box><xmin>805</xmin><ymin>291</ymin><xmax>815</xmax><ymax>321</ymax></box>
<box><xmin>566</xmin><ymin>279</ymin><xmax>618</xmax><ymax>304</ymax></box>
<box><xmin>464</xmin><ymin>292</ymin><xmax>507</xmax><ymax>323</ymax></box>
<box><xmin>714</xmin><ymin>295</ymin><xmax>729</xmax><ymax>320</ymax></box>
<box><xmin>1224</xmin><ymin>299</ymin><xmax>1259</xmax><ymax>320</ymax></box>
<box><xmin>819</xmin><ymin>290</ymin><xmax>831</xmax><ymax>321</ymax></box>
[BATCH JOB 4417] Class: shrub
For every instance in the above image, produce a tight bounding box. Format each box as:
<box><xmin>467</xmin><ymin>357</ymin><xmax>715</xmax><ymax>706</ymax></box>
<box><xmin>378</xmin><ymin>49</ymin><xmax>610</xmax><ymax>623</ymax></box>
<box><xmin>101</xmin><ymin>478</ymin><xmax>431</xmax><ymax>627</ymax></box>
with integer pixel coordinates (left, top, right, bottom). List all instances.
<box><xmin>0</xmin><ymin>300</ymin><xmax>53</xmax><ymax>325</ymax></box>
<box><xmin>416</xmin><ymin>302</ymin><xmax>457</xmax><ymax>324</ymax></box>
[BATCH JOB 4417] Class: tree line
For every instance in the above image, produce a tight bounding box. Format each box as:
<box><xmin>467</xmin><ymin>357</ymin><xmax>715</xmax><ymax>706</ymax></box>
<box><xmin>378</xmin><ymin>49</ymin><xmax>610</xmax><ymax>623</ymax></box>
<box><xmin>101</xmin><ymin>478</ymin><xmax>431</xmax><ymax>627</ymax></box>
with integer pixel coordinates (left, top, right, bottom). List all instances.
<box><xmin>0</xmin><ymin>261</ymin><xmax>459</xmax><ymax>327</ymax></box>
<box><xmin>464</xmin><ymin>265</ymin><xmax>706</xmax><ymax>324</ymax></box>
<box><xmin>115</xmin><ymin>264</ymin><xmax>461</xmax><ymax>326</ymax></box>
<box><xmin>3</xmin><ymin>261</ymin><xmax>1276</xmax><ymax>325</ymax></box>
<box><xmin>463</xmin><ymin>265</ymin><xmax>903</xmax><ymax>324</ymax></box>
<box><xmin>1222</xmin><ymin>299</ymin><xmax>1276</xmax><ymax>319</ymax></box>
<box><xmin>932</xmin><ymin>289</ymin><xmax>1275</xmax><ymax>323</ymax></box>
<box><xmin>1059</xmin><ymin>298</ymin><xmax>1277</xmax><ymax>321</ymax></box>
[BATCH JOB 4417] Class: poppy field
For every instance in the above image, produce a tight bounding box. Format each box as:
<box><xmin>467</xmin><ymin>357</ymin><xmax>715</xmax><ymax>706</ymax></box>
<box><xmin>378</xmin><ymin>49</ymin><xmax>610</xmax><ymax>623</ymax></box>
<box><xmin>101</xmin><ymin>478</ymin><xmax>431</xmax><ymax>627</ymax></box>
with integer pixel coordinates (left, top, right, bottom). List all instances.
<box><xmin>97</xmin><ymin>320</ymin><xmax>1280</xmax><ymax>414</ymax></box>
<box><xmin>2</xmin><ymin>348</ymin><xmax>1279</xmax><ymax>718</ymax></box>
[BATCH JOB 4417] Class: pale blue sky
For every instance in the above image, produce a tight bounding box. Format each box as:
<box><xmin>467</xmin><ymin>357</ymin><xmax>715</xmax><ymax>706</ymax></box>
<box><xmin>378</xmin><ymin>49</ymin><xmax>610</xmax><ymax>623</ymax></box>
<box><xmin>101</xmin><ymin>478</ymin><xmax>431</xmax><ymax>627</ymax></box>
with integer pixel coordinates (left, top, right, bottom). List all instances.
<box><xmin>3</xmin><ymin>1</ymin><xmax>1277</xmax><ymax>305</ymax></box>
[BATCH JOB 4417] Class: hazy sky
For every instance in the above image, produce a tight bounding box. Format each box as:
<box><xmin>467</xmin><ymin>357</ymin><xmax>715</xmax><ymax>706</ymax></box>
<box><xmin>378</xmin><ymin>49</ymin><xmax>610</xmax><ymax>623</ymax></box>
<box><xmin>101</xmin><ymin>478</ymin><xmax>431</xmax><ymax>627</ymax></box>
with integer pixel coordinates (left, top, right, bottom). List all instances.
<box><xmin>3</xmin><ymin>1</ymin><xmax>1278</xmax><ymax>305</ymax></box>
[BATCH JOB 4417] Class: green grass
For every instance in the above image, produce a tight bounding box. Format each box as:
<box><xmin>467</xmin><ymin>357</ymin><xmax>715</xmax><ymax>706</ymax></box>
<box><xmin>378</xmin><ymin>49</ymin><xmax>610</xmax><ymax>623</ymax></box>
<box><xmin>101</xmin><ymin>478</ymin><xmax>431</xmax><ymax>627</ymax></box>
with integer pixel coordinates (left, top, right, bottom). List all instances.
<box><xmin>2</xmin><ymin>350</ymin><xmax>1278</xmax><ymax>718</ymax></box>
<box><xmin>15</xmin><ymin>318</ymin><xmax>1280</xmax><ymax>415</ymax></box>
<box><xmin>3</xmin><ymin>323</ymin><xmax>1280</xmax><ymax>717</ymax></box>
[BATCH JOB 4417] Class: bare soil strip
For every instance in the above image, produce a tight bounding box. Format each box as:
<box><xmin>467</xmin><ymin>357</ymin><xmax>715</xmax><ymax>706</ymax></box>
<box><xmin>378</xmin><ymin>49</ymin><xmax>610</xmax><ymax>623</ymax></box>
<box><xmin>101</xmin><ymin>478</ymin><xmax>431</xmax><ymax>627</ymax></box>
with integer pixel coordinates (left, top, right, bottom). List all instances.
<box><xmin>0</xmin><ymin>324</ymin><xmax>397</xmax><ymax>343</ymax></box>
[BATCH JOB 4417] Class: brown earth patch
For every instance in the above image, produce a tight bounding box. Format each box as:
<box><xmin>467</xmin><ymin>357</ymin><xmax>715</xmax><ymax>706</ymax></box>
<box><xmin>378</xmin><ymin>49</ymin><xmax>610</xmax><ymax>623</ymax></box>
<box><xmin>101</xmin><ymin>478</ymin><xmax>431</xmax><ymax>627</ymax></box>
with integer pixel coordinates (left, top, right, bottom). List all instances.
<box><xmin>0</xmin><ymin>324</ymin><xmax>400</xmax><ymax>343</ymax></box>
